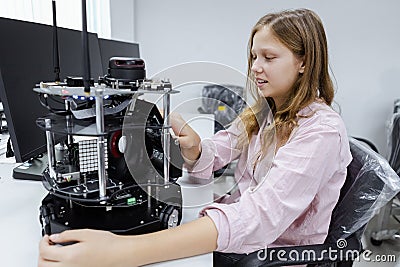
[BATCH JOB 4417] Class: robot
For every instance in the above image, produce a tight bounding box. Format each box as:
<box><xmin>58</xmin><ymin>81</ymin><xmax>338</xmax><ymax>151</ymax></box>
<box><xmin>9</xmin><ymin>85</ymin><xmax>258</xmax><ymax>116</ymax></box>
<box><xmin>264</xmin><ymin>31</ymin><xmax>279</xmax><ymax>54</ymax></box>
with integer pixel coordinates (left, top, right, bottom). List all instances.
<box><xmin>36</xmin><ymin>57</ymin><xmax>184</xmax><ymax>236</ymax></box>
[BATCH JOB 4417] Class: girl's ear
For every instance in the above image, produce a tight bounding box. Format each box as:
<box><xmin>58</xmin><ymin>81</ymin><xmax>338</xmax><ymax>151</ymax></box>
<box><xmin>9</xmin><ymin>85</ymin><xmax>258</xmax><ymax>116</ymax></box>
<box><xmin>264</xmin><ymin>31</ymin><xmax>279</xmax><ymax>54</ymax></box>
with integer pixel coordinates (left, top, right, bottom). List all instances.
<box><xmin>299</xmin><ymin>59</ymin><xmax>305</xmax><ymax>74</ymax></box>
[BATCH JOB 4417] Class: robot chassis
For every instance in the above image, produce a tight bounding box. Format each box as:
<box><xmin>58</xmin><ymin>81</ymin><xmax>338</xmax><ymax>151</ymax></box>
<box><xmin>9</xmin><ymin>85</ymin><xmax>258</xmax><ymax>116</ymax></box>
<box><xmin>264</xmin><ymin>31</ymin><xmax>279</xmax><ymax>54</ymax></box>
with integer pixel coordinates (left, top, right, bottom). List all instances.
<box><xmin>36</xmin><ymin>79</ymin><xmax>183</xmax><ymax>236</ymax></box>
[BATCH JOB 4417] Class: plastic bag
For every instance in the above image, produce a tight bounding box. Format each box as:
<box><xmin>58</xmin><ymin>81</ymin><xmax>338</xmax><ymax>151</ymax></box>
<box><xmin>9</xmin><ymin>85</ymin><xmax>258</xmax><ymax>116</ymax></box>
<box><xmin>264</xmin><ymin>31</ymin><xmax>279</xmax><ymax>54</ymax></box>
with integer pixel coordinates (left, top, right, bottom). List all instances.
<box><xmin>328</xmin><ymin>138</ymin><xmax>400</xmax><ymax>241</ymax></box>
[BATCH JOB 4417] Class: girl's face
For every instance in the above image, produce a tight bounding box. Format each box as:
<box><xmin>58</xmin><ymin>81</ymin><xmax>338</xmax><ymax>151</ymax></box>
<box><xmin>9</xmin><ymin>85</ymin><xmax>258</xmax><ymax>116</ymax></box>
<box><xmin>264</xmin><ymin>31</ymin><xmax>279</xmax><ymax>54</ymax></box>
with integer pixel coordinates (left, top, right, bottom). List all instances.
<box><xmin>251</xmin><ymin>26</ymin><xmax>304</xmax><ymax>108</ymax></box>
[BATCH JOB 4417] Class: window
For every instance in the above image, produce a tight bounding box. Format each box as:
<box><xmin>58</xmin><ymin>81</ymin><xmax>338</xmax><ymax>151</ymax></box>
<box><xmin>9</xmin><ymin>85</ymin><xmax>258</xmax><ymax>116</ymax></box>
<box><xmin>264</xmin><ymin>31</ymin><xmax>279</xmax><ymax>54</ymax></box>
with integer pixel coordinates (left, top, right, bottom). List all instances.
<box><xmin>0</xmin><ymin>0</ymin><xmax>111</xmax><ymax>38</ymax></box>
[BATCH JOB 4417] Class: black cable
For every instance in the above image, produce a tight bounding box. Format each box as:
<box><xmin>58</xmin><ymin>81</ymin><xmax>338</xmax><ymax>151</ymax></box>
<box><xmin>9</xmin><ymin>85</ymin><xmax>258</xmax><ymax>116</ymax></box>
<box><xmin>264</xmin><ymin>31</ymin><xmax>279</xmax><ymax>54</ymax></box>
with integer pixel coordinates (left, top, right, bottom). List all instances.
<box><xmin>38</xmin><ymin>94</ymin><xmax>69</xmax><ymax>115</ymax></box>
<box><xmin>37</xmin><ymin>94</ymin><xmax>92</xmax><ymax>115</ymax></box>
<box><xmin>6</xmin><ymin>137</ymin><xmax>14</xmax><ymax>158</ymax></box>
<box><xmin>29</xmin><ymin>153</ymin><xmax>44</xmax><ymax>162</ymax></box>
<box><xmin>48</xmin><ymin>95</ymin><xmax>66</xmax><ymax>105</ymax></box>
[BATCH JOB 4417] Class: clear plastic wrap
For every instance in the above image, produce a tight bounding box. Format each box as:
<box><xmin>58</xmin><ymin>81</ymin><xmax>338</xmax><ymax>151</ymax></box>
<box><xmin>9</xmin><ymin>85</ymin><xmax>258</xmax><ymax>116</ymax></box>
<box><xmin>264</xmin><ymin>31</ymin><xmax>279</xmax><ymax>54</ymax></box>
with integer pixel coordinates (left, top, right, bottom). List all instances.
<box><xmin>327</xmin><ymin>137</ymin><xmax>400</xmax><ymax>242</ymax></box>
<box><xmin>387</xmin><ymin>99</ymin><xmax>400</xmax><ymax>175</ymax></box>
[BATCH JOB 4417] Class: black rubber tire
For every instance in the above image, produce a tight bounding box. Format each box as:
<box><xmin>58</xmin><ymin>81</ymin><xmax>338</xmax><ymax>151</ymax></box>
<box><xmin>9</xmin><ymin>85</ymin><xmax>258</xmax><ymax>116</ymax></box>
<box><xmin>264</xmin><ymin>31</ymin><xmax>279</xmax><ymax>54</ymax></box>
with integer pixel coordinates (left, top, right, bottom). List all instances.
<box><xmin>160</xmin><ymin>205</ymin><xmax>180</xmax><ymax>229</ymax></box>
<box><xmin>370</xmin><ymin>237</ymin><xmax>383</xmax><ymax>246</ymax></box>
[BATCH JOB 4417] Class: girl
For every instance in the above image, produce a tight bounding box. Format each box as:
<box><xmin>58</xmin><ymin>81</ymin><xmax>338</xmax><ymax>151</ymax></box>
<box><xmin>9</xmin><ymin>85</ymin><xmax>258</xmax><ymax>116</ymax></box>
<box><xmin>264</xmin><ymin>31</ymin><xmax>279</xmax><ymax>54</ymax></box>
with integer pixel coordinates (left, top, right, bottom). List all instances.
<box><xmin>39</xmin><ymin>8</ymin><xmax>352</xmax><ymax>267</ymax></box>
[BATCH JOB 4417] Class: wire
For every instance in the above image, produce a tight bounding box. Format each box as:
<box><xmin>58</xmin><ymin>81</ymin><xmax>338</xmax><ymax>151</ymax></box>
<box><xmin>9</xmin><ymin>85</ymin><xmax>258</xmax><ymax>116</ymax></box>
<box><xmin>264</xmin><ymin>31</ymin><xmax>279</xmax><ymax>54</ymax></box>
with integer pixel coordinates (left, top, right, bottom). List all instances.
<box><xmin>37</xmin><ymin>94</ymin><xmax>93</xmax><ymax>115</ymax></box>
<box><xmin>6</xmin><ymin>137</ymin><xmax>14</xmax><ymax>158</ymax></box>
<box><xmin>392</xmin><ymin>214</ymin><xmax>400</xmax><ymax>224</ymax></box>
<box><xmin>28</xmin><ymin>153</ymin><xmax>44</xmax><ymax>162</ymax></box>
<box><xmin>38</xmin><ymin>94</ymin><xmax>68</xmax><ymax>114</ymax></box>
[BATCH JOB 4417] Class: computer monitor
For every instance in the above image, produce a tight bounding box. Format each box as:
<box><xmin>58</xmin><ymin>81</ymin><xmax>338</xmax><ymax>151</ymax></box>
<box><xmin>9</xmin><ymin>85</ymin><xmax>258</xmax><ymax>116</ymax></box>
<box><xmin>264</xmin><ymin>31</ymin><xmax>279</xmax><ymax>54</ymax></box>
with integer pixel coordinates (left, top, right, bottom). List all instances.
<box><xmin>0</xmin><ymin>17</ymin><xmax>103</xmax><ymax>179</ymax></box>
<box><xmin>98</xmin><ymin>38</ymin><xmax>140</xmax><ymax>75</ymax></box>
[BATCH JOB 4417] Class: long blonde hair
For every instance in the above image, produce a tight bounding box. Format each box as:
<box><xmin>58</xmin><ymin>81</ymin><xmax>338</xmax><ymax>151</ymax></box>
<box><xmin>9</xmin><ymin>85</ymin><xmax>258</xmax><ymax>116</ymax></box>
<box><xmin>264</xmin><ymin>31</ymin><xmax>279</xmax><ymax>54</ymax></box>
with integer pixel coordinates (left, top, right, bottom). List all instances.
<box><xmin>238</xmin><ymin>9</ymin><xmax>334</xmax><ymax>150</ymax></box>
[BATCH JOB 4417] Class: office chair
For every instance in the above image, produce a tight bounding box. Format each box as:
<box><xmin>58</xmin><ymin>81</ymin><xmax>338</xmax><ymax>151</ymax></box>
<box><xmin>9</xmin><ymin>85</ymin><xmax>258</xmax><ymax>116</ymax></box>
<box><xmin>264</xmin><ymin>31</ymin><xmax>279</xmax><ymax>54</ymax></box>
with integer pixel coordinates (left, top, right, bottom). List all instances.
<box><xmin>370</xmin><ymin>112</ymin><xmax>400</xmax><ymax>245</ymax></box>
<box><xmin>352</xmin><ymin>136</ymin><xmax>379</xmax><ymax>153</ymax></box>
<box><xmin>198</xmin><ymin>84</ymin><xmax>245</xmax><ymax>133</ymax></box>
<box><xmin>213</xmin><ymin>138</ymin><xmax>400</xmax><ymax>267</ymax></box>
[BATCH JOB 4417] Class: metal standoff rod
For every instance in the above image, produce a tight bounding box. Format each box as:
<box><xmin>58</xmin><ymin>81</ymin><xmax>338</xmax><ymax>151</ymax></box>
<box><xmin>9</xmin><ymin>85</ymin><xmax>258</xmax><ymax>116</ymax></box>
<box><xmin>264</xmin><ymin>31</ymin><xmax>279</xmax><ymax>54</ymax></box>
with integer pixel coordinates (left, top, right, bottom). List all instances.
<box><xmin>162</xmin><ymin>82</ymin><xmax>172</xmax><ymax>184</ymax></box>
<box><xmin>64</xmin><ymin>99</ymin><xmax>74</xmax><ymax>145</ymax></box>
<box><xmin>95</xmin><ymin>88</ymin><xmax>107</xmax><ymax>200</ymax></box>
<box><xmin>45</xmin><ymin>118</ymin><xmax>57</xmax><ymax>179</ymax></box>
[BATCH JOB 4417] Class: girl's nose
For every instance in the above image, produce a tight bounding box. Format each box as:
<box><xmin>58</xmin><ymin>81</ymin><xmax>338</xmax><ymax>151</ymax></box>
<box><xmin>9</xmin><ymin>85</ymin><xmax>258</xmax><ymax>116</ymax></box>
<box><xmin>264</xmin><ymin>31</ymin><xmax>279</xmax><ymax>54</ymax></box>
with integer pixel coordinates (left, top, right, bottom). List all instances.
<box><xmin>251</xmin><ymin>61</ymin><xmax>262</xmax><ymax>73</ymax></box>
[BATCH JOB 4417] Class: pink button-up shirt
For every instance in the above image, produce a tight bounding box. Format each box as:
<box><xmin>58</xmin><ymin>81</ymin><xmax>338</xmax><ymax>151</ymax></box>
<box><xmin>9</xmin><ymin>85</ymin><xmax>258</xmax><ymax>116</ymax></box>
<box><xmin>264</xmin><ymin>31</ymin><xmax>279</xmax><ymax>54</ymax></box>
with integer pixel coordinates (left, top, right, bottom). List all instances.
<box><xmin>187</xmin><ymin>101</ymin><xmax>352</xmax><ymax>254</ymax></box>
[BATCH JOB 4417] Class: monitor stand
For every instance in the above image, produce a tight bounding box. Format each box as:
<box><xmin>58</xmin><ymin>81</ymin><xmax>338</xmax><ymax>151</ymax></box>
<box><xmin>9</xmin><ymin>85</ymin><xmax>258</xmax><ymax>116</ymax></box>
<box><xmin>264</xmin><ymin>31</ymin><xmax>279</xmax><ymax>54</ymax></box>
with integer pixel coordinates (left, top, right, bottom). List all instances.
<box><xmin>13</xmin><ymin>153</ymin><xmax>48</xmax><ymax>181</ymax></box>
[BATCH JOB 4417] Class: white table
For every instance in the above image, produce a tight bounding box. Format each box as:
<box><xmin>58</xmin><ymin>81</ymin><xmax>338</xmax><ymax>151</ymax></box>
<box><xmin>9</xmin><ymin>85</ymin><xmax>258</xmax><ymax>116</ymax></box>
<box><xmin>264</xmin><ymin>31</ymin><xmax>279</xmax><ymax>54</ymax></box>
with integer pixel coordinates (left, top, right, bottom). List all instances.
<box><xmin>0</xmin><ymin>164</ymin><xmax>213</xmax><ymax>266</ymax></box>
<box><xmin>0</xmin><ymin>163</ymin><xmax>47</xmax><ymax>266</ymax></box>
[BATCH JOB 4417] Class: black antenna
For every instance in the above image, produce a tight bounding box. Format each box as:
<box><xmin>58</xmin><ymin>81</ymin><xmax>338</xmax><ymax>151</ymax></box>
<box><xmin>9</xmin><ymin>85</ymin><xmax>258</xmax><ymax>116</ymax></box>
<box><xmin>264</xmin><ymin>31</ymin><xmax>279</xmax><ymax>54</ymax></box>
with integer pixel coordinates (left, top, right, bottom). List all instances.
<box><xmin>81</xmin><ymin>0</ymin><xmax>91</xmax><ymax>93</ymax></box>
<box><xmin>52</xmin><ymin>0</ymin><xmax>60</xmax><ymax>82</ymax></box>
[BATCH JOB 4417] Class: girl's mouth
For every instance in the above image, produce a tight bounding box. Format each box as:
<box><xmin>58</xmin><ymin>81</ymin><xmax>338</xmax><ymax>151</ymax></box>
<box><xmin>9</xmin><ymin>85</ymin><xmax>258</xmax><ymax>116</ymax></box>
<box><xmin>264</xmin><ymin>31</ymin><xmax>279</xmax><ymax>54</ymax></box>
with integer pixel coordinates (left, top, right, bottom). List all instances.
<box><xmin>256</xmin><ymin>79</ymin><xmax>268</xmax><ymax>87</ymax></box>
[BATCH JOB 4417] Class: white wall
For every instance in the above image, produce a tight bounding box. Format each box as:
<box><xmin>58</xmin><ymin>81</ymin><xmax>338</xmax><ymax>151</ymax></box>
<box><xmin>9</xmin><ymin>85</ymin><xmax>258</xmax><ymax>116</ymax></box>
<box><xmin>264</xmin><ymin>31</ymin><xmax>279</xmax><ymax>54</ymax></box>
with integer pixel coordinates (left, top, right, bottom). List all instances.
<box><xmin>112</xmin><ymin>0</ymin><xmax>400</xmax><ymax>156</ymax></box>
<box><xmin>109</xmin><ymin>0</ymin><xmax>135</xmax><ymax>41</ymax></box>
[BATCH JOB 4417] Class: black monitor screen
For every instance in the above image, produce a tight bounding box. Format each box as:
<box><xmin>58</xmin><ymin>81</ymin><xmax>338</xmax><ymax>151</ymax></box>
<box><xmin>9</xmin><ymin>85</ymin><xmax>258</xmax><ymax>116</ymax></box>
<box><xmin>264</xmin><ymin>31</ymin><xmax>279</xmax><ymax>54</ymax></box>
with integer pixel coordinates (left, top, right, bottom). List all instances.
<box><xmin>0</xmin><ymin>17</ymin><xmax>103</xmax><ymax>162</ymax></box>
<box><xmin>98</xmin><ymin>38</ymin><xmax>140</xmax><ymax>75</ymax></box>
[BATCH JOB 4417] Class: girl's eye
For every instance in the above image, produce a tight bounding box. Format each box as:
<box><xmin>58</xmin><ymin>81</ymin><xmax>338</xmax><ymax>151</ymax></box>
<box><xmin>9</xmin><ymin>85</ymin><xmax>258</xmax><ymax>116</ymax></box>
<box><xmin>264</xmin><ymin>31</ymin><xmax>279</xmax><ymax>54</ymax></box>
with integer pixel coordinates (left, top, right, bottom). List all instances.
<box><xmin>266</xmin><ymin>57</ymin><xmax>275</xmax><ymax>61</ymax></box>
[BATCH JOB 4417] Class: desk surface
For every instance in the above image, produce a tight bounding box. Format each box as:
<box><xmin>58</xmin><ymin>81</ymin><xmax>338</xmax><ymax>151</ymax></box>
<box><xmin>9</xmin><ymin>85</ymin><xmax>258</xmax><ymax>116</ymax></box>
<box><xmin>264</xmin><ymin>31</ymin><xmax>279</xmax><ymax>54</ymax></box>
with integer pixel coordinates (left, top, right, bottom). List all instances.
<box><xmin>0</xmin><ymin>163</ymin><xmax>46</xmax><ymax>266</ymax></box>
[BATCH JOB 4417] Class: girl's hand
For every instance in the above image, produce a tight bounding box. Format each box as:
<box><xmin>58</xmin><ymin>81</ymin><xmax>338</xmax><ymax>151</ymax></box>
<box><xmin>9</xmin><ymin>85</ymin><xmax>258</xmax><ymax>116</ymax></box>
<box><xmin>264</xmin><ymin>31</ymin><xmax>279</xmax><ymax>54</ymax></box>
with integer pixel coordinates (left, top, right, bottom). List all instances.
<box><xmin>169</xmin><ymin>112</ymin><xmax>201</xmax><ymax>162</ymax></box>
<box><xmin>38</xmin><ymin>229</ymin><xmax>135</xmax><ymax>267</ymax></box>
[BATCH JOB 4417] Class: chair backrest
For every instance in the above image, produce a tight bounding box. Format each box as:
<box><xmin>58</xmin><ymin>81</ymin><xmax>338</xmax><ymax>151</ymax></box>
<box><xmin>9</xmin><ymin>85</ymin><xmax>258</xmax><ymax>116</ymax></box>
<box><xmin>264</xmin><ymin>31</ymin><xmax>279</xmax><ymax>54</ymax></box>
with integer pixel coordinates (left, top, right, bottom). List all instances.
<box><xmin>388</xmin><ymin>113</ymin><xmax>400</xmax><ymax>175</ymax></box>
<box><xmin>324</xmin><ymin>138</ymin><xmax>400</xmax><ymax>244</ymax></box>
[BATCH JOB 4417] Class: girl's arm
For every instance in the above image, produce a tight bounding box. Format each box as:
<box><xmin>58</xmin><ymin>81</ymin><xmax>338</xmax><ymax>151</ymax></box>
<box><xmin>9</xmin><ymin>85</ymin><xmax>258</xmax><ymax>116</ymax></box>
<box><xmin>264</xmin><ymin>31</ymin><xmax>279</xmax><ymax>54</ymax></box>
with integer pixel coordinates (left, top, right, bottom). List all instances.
<box><xmin>39</xmin><ymin>216</ymin><xmax>218</xmax><ymax>267</ymax></box>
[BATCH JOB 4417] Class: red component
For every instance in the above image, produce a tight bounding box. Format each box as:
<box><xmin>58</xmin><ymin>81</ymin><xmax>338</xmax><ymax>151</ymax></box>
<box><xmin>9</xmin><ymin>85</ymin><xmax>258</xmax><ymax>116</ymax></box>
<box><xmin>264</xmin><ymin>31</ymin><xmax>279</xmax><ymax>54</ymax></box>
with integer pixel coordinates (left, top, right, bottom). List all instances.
<box><xmin>109</xmin><ymin>130</ymin><xmax>122</xmax><ymax>158</ymax></box>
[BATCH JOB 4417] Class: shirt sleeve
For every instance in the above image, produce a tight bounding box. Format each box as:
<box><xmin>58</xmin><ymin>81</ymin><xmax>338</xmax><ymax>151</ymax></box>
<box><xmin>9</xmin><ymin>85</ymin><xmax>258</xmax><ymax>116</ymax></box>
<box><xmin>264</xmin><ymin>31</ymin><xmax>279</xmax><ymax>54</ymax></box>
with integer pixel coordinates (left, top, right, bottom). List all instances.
<box><xmin>186</xmin><ymin>122</ymin><xmax>242</xmax><ymax>179</ymax></box>
<box><xmin>201</xmin><ymin>121</ymin><xmax>348</xmax><ymax>253</ymax></box>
